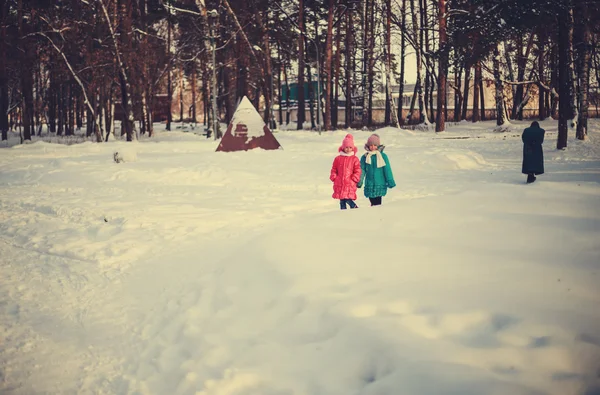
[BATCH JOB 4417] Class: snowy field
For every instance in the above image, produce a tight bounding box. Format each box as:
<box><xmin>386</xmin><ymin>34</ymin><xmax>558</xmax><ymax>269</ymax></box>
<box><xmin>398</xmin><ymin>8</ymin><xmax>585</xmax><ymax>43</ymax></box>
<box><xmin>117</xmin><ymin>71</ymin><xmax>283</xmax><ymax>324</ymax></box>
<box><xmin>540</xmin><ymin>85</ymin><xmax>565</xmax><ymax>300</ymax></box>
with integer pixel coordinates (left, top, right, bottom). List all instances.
<box><xmin>1</xmin><ymin>120</ymin><xmax>599</xmax><ymax>395</ymax></box>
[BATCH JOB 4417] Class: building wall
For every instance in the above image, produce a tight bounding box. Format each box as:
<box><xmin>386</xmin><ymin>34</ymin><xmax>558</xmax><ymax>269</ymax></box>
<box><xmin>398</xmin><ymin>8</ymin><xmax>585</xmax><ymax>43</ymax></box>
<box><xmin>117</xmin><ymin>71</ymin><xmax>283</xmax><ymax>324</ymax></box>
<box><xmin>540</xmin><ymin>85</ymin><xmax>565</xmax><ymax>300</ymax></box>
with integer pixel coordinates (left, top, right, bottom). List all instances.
<box><xmin>276</xmin><ymin>107</ymin><xmax>600</xmax><ymax>128</ymax></box>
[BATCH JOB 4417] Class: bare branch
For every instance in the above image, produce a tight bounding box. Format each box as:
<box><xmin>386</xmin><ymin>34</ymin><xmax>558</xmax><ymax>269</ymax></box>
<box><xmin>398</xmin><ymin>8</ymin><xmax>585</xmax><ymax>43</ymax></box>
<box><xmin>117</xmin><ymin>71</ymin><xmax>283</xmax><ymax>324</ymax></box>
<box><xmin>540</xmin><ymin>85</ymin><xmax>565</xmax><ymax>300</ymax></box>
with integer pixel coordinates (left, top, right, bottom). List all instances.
<box><xmin>8</xmin><ymin>100</ymin><xmax>21</xmax><ymax>115</ymax></box>
<box><xmin>159</xmin><ymin>0</ymin><xmax>202</xmax><ymax>16</ymax></box>
<box><xmin>35</xmin><ymin>31</ymin><xmax>103</xmax><ymax>141</ymax></box>
<box><xmin>134</xmin><ymin>28</ymin><xmax>166</xmax><ymax>41</ymax></box>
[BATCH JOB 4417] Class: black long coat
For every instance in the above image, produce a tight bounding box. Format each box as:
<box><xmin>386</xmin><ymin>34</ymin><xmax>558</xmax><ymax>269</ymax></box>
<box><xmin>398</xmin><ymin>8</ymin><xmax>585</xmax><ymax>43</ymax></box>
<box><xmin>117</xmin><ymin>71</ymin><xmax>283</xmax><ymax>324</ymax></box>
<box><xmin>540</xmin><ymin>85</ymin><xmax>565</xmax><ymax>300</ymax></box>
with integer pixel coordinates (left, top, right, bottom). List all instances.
<box><xmin>522</xmin><ymin>126</ymin><xmax>545</xmax><ymax>175</ymax></box>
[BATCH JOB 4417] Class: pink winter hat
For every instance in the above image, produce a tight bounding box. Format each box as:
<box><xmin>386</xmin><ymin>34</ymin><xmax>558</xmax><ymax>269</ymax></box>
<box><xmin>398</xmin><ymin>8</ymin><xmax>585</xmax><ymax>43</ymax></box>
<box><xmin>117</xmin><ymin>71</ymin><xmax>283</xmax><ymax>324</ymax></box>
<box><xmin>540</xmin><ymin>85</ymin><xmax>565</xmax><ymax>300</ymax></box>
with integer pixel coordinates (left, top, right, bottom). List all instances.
<box><xmin>339</xmin><ymin>133</ymin><xmax>357</xmax><ymax>153</ymax></box>
<box><xmin>365</xmin><ymin>133</ymin><xmax>381</xmax><ymax>150</ymax></box>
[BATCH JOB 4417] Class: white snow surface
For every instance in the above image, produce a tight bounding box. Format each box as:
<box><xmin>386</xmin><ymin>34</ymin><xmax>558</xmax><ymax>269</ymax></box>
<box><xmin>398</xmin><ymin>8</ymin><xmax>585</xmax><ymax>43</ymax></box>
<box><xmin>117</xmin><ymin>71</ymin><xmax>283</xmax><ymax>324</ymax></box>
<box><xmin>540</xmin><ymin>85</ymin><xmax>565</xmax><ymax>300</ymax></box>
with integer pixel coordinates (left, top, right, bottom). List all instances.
<box><xmin>1</xmin><ymin>120</ymin><xmax>600</xmax><ymax>395</ymax></box>
<box><xmin>229</xmin><ymin>97</ymin><xmax>269</xmax><ymax>138</ymax></box>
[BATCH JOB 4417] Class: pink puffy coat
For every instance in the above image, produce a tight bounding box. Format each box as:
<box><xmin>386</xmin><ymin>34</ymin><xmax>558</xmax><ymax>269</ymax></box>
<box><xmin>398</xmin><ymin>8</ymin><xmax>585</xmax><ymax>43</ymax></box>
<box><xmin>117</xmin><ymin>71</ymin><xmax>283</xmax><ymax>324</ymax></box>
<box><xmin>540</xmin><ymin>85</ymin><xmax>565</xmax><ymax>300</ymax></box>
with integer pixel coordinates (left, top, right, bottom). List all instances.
<box><xmin>330</xmin><ymin>154</ymin><xmax>361</xmax><ymax>200</ymax></box>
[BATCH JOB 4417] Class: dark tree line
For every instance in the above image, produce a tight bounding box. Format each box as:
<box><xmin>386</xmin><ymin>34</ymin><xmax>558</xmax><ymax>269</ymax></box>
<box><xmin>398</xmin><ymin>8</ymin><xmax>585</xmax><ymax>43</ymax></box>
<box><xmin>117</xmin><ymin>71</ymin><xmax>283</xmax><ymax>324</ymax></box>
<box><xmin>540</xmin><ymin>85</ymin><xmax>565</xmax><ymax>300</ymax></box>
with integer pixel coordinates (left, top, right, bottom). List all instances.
<box><xmin>0</xmin><ymin>0</ymin><xmax>598</xmax><ymax>148</ymax></box>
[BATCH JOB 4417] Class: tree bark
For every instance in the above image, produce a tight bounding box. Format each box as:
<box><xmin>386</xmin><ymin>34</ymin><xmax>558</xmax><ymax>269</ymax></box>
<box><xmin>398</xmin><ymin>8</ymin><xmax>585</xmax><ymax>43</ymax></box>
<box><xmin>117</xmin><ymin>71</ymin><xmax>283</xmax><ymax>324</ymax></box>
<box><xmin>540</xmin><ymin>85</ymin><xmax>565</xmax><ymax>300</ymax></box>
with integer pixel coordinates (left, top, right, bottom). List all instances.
<box><xmin>557</xmin><ymin>5</ymin><xmax>573</xmax><ymax>150</ymax></box>
<box><xmin>191</xmin><ymin>66</ymin><xmax>197</xmax><ymax>123</ymax></box>
<box><xmin>18</xmin><ymin>0</ymin><xmax>33</xmax><ymax>141</ymax></box>
<box><xmin>538</xmin><ymin>29</ymin><xmax>547</xmax><ymax>120</ymax></box>
<box><xmin>472</xmin><ymin>61</ymin><xmax>481</xmax><ymax>122</ymax></box>
<box><xmin>277</xmin><ymin>43</ymin><xmax>283</xmax><ymax>125</ymax></box>
<box><xmin>324</xmin><ymin>0</ymin><xmax>335</xmax><ymax>130</ymax></box>
<box><xmin>361</xmin><ymin>0</ymin><xmax>370</xmax><ymax>127</ymax></box>
<box><xmin>367</xmin><ymin>0</ymin><xmax>376</xmax><ymax>126</ymax></box>
<box><xmin>0</xmin><ymin>0</ymin><xmax>8</xmax><ymax>141</ymax></box>
<box><xmin>166</xmin><ymin>0</ymin><xmax>172</xmax><ymax>130</ymax></box>
<box><xmin>283</xmin><ymin>57</ymin><xmax>291</xmax><ymax>125</ymax></box>
<box><xmin>179</xmin><ymin>64</ymin><xmax>184</xmax><ymax>122</ymax></box>
<box><xmin>435</xmin><ymin>0</ymin><xmax>447</xmax><ymax>132</ymax></box>
<box><xmin>397</xmin><ymin>0</ymin><xmax>406</xmax><ymax>125</ymax></box>
<box><xmin>384</xmin><ymin>0</ymin><xmax>399</xmax><ymax>128</ymax></box>
<box><xmin>344</xmin><ymin>6</ymin><xmax>353</xmax><ymax>128</ymax></box>
<box><xmin>575</xmin><ymin>0</ymin><xmax>589</xmax><ymax>140</ymax></box>
<box><xmin>479</xmin><ymin>71</ymin><xmax>485</xmax><ymax>121</ymax></box>
<box><xmin>99</xmin><ymin>0</ymin><xmax>136</xmax><ymax>141</ymax></box>
<box><xmin>297</xmin><ymin>0</ymin><xmax>306</xmax><ymax>129</ymax></box>
<box><xmin>454</xmin><ymin>64</ymin><xmax>463</xmax><ymax>122</ymax></box>
<box><xmin>461</xmin><ymin>63</ymin><xmax>470</xmax><ymax>120</ymax></box>
<box><xmin>410</xmin><ymin>0</ymin><xmax>428</xmax><ymax>125</ymax></box>
<box><xmin>333</xmin><ymin>18</ymin><xmax>342</xmax><ymax>129</ymax></box>
<box><xmin>493</xmin><ymin>43</ymin><xmax>507</xmax><ymax>127</ymax></box>
<box><xmin>255</xmin><ymin>8</ymin><xmax>274</xmax><ymax>127</ymax></box>
<box><xmin>307</xmin><ymin>60</ymin><xmax>315</xmax><ymax>129</ymax></box>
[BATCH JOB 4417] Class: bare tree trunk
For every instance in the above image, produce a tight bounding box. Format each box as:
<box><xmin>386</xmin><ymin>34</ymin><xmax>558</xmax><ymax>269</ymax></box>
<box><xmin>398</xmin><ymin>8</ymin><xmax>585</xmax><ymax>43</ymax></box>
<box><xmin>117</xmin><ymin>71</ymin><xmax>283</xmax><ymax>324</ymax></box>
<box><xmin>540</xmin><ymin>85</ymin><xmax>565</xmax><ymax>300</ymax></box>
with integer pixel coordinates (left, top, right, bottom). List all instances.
<box><xmin>76</xmin><ymin>92</ymin><xmax>83</xmax><ymax>130</ymax></box>
<box><xmin>34</xmin><ymin>64</ymin><xmax>42</xmax><ymax>135</ymax></box>
<box><xmin>512</xmin><ymin>33</ymin><xmax>535</xmax><ymax>120</ymax></box>
<box><xmin>361</xmin><ymin>0</ymin><xmax>370</xmax><ymax>127</ymax></box>
<box><xmin>166</xmin><ymin>0</ymin><xmax>172</xmax><ymax>131</ymax></box>
<box><xmin>367</xmin><ymin>0</ymin><xmax>376</xmax><ymax>126</ymax></box>
<box><xmin>454</xmin><ymin>64</ymin><xmax>463</xmax><ymax>122</ymax></box>
<box><xmin>69</xmin><ymin>83</ymin><xmax>75</xmax><ymax>136</ymax></box>
<box><xmin>397</xmin><ymin>0</ymin><xmax>406</xmax><ymax>125</ymax></box>
<box><xmin>512</xmin><ymin>36</ymin><xmax>524</xmax><ymax>119</ymax></box>
<box><xmin>0</xmin><ymin>0</ymin><xmax>8</xmax><ymax>141</ymax></box>
<box><xmin>141</xmin><ymin>90</ymin><xmax>150</xmax><ymax>135</ymax></box>
<box><xmin>57</xmin><ymin>84</ymin><xmax>64</xmax><ymax>136</ymax></box>
<box><xmin>283</xmin><ymin>57</ymin><xmax>291</xmax><ymax>126</ymax></box>
<box><xmin>254</xmin><ymin>8</ymin><xmax>274</xmax><ymax>128</ymax></box>
<box><xmin>569</xmin><ymin>15</ymin><xmax>578</xmax><ymax>127</ymax></box>
<box><xmin>384</xmin><ymin>0</ymin><xmax>391</xmax><ymax>126</ymax></box>
<box><xmin>421</xmin><ymin>0</ymin><xmax>431</xmax><ymax>121</ymax></box>
<box><xmin>307</xmin><ymin>60</ymin><xmax>315</xmax><ymax>129</ymax></box>
<box><xmin>472</xmin><ymin>61</ymin><xmax>481</xmax><ymax>122</ymax></box>
<box><xmin>405</xmin><ymin>82</ymin><xmax>418</xmax><ymax>124</ymax></box>
<box><xmin>558</xmin><ymin>4</ymin><xmax>573</xmax><ymax>149</ymax></box>
<box><xmin>435</xmin><ymin>0</ymin><xmax>447</xmax><ymax>132</ymax></box>
<box><xmin>324</xmin><ymin>0</ymin><xmax>335</xmax><ymax>130</ymax></box>
<box><xmin>179</xmin><ymin>64</ymin><xmax>184</xmax><ymax>122</ymax></box>
<box><xmin>383</xmin><ymin>0</ymin><xmax>397</xmax><ymax>128</ymax></box>
<box><xmin>575</xmin><ymin>0</ymin><xmax>589</xmax><ymax>140</ymax></box>
<box><xmin>331</xmin><ymin>19</ymin><xmax>342</xmax><ymax>129</ymax></box>
<box><xmin>461</xmin><ymin>63</ymin><xmax>470</xmax><ymax>120</ymax></box>
<box><xmin>99</xmin><ymin>0</ymin><xmax>136</xmax><ymax>141</ymax></box>
<box><xmin>550</xmin><ymin>43</ymin><xmax>559</xmax><ymax>118</ymax></box>
<box><xmin>344</xmin><ymin>6</ymin><xmax>353</xmax><ymax>128</ymax></box>
<box><xmin>538</xmin><ymin>30</ymin><xmax>547</xmax><ymax>120</ymax></box>
<box><xmin>297</xmin><ymin>0</ymin><xmax>306</xmax><ymax>129</ymax></box>
<box><xmin>18</xmin><ymin>0</ymin><xmax>32</xmax><ymax>141</ymax></box>
<box><xmin>188</xmin><ymin>66</ymin><xmax>195</xmax><ymax>124</ymax></box>
<box><xmin>493</xmin><ymin>43</ymin><xmax>508</xmax><ymax>128</ymax></box>
<box><xmin>479</xmin><ymin>73</ymin><xmax>485</xmax><ymax>121</ymax></box>
<box><xmin>383</xmin><ymin>0</ymin><xmax>398</xmax><ymax>128</ymax></box>
<box><xmin>48</xmin><ymin>70</ymin><xmax>57</xmax><ymax>134</ymax></box>
<box><xmin>411</xmin><ymin>0</ymin><xmax>428</xmax><ymax>125</ymax></box>
<box><xmin>277</xmin><ymin>44</ymin><xmax>283</xmax><ymax>125</ymax></box>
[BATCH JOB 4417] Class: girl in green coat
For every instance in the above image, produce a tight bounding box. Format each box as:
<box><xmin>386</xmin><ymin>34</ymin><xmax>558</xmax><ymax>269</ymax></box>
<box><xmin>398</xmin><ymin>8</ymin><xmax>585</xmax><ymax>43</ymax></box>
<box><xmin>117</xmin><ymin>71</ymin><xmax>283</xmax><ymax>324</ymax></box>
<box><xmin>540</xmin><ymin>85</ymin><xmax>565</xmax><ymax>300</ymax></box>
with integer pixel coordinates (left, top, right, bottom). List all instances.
<box><xmin>357</xmin><ymin>133</ymin><xmax>396</xmax><ymax>206</ymax></box>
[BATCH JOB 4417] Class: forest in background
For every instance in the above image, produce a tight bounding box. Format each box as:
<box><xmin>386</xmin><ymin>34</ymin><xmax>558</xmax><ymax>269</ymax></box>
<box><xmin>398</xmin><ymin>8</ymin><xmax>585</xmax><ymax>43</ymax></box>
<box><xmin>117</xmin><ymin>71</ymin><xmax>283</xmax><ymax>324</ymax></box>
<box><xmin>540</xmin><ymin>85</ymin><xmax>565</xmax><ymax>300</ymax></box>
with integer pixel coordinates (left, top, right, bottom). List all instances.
<box><xmin>0</xmin><ymin>0</ymin><xmax>598</xmax><ymax>149</ymax></box>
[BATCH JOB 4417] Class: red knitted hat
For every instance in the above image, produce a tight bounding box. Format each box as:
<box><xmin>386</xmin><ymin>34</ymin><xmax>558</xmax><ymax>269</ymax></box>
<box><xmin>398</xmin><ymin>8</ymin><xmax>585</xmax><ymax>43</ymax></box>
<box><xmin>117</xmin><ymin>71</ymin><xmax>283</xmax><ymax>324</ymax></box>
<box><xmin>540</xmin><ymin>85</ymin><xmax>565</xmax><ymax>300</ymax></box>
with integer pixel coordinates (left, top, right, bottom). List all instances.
<box><xmin>339</xmin><ymin>133</ymin><xmax>357</xmax><ymax>154</ymax></box>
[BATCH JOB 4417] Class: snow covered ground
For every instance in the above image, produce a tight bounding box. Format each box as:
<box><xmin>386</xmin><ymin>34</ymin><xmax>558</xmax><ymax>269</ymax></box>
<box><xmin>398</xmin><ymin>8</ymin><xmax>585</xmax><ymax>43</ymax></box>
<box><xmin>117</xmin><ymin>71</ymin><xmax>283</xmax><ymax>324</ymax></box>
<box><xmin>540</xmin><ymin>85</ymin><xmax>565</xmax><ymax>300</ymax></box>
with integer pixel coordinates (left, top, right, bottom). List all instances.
<box><xmin>1</xmin><ymin>120</ymin><xmax>599</xmax><ymax>395</ymax></box>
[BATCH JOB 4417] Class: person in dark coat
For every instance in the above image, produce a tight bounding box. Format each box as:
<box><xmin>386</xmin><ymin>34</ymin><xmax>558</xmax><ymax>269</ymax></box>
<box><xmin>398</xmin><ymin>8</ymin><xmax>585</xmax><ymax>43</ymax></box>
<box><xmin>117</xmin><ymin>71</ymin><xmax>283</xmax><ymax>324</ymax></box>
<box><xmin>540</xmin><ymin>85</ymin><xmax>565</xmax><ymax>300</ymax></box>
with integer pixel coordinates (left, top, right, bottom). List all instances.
<box><xmin>521</xmin><ymin>121</ymin><xmax>545</xmax><ymax>183</ymax></box>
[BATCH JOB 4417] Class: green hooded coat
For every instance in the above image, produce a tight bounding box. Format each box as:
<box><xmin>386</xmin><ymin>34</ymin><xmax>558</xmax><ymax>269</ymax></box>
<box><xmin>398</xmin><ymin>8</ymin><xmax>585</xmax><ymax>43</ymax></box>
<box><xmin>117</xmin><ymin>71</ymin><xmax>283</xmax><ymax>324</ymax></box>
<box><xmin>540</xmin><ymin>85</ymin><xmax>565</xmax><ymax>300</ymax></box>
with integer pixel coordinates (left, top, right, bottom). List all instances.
<box><xmin>357</xmin><ymin>147</ymin><xmax>396</xmax><ymax>198</ymax></box>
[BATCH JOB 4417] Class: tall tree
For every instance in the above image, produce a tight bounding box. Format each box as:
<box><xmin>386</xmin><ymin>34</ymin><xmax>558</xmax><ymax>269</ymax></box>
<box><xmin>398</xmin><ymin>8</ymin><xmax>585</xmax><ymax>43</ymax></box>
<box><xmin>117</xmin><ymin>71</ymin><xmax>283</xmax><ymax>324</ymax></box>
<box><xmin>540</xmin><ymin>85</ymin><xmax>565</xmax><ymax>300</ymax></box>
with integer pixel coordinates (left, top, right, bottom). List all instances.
<box><xmin>324</xmin><ymin>0</ymin><xmax>335</xmax><ymax>130</ymax></box>
<box><xmin>18</xmin><ymin>0</ymin><xmax>34</xmax><ymax>141</ymax></box>
<box><xmin>493</xmin><ymin>42</ymin><xmax>508</xmax><ymax>128</ymax></box>
<box><xmin>297</xmin><ymin>0</ymin><xmax>306</xmax><ymax>130</ymax></box>
<box><xmin>435</xmin><ymin>0</ymin><xmax>448</xmax><ymax>132</ymax></box>
<box><xmin>0</xmin><ymin>0</ymin><xmax>9</xmax><ymax>141</ymax></box>
<box><xmin>557</xmin><ymin>2</ymin><xmax>573</xmax><ymax>149</ymax></box>
<box><xmin>344</xmin><ymin>4</ymin><xmax>353</xmax><ymax>128</ymax></box>
<box><xmin>574</xmin><ymin>0</ymin><xmax>590</xmax><ymax>140</ymax></box>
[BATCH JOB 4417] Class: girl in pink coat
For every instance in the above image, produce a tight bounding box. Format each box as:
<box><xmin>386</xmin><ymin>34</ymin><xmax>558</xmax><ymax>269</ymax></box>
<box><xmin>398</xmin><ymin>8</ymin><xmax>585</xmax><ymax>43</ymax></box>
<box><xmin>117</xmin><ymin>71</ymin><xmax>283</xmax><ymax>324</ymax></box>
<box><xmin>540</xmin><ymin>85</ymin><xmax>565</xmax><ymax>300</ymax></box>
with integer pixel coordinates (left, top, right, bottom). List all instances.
<box><xmin>330</xmin><ymin>134</ymin><xmax>361</xmax><ymax>209</ymax></box>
